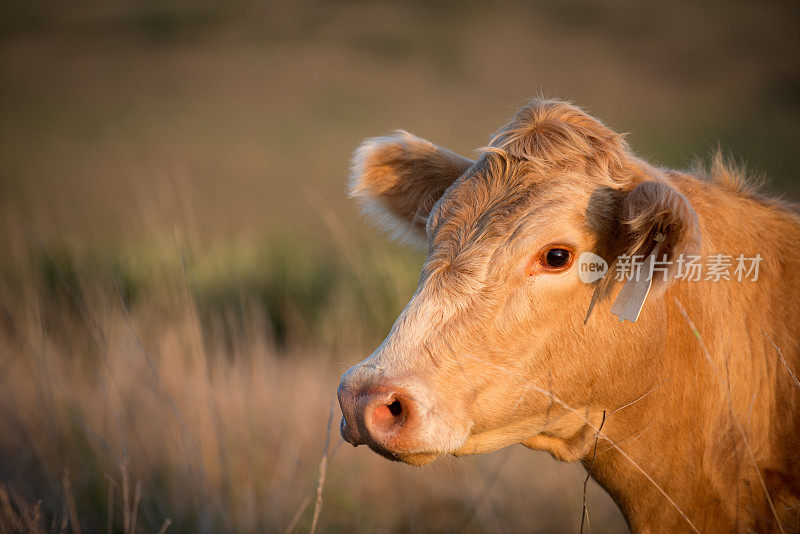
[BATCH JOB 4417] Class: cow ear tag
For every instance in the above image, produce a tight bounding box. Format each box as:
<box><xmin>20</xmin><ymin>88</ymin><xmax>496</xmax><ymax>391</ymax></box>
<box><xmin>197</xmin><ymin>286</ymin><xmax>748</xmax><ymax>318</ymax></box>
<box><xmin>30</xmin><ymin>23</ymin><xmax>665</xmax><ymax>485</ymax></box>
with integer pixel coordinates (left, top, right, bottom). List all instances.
<box><xmin>610</xmin><ymin>232</ymin><xmax>665</xmax><ymax>323</ymax></box>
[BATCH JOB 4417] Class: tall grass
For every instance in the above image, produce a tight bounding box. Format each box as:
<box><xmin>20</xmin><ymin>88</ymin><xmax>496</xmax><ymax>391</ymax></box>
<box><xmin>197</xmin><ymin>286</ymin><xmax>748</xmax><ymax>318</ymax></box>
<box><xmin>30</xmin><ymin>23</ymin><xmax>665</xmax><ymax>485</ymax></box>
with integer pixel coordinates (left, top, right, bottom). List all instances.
<box><xmin>0</xmin><ymin>219</ymin><xmax>626</xmax><ymax>532</ymax></box>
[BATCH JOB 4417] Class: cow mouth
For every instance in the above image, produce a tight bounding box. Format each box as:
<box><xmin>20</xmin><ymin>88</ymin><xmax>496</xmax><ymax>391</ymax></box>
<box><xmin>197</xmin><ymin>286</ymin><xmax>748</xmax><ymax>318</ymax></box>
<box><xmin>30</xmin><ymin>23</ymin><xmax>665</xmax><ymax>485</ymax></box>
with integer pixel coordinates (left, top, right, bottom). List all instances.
<box><xmin>367</xmin><ymin>445</ymin><xmax>439</xmax><ymax>466</ymax></box>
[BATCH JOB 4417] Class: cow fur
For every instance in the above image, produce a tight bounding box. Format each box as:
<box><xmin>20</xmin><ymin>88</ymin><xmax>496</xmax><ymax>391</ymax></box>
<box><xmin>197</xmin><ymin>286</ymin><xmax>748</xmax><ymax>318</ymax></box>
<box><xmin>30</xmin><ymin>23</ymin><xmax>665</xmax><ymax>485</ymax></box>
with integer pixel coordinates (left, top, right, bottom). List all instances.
<box><xmin>341</xmin><ymin>99</ymin><xmax>800</xmax><ymax>533</ymax></box>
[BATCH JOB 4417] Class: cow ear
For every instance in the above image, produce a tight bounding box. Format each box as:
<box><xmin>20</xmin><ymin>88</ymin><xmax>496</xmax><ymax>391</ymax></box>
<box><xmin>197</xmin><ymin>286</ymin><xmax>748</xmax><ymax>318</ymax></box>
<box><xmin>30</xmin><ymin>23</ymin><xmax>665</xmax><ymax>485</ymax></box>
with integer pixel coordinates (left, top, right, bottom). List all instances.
<box><xmin>349</xmin><ymin>131</ymin><xmax>474</xmax><ymax>248</ymax></box>
<box><xmin>586</xmin><ymin>180</ymin><xmax>700</xmax><ymax>323</ymax></box>
<box><xmin>619</xmin><ymin>180</ymin><xmax>701</xmax><ymax>293</ymax></box>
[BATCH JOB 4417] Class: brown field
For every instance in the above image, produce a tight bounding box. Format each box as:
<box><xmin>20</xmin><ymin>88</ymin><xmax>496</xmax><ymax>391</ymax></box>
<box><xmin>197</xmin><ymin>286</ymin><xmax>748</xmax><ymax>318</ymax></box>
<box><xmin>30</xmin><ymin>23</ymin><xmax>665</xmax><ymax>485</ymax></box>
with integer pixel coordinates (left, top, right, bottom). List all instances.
<box><xmin>0</xmin><ymin>223</ymin><xmax>627</xmax><ymax>532</ymax></box>
<box><xmin>0</xmin><ymin>1</ymin><xmax>798</xmax><ymax>532</ymax></box>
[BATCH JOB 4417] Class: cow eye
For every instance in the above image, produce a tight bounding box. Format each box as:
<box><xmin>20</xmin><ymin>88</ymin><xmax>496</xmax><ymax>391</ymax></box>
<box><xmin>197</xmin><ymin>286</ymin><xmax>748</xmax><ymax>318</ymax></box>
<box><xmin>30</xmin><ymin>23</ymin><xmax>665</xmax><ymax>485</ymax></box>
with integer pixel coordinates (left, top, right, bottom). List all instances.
<box><xmin>543</xmin><ymin>248</ymin><xmax>572</xmax><ymax>269</ymax></box>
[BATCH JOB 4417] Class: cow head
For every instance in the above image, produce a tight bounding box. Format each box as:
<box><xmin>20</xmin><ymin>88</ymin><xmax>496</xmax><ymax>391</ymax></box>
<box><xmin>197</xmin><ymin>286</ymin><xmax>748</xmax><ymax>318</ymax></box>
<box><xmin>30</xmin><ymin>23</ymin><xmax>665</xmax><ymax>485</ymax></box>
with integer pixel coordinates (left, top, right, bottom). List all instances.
<box><xmin>337</xmin><ymin>100</ymin><xmax>700</xmax><ymax>466</ymax></box>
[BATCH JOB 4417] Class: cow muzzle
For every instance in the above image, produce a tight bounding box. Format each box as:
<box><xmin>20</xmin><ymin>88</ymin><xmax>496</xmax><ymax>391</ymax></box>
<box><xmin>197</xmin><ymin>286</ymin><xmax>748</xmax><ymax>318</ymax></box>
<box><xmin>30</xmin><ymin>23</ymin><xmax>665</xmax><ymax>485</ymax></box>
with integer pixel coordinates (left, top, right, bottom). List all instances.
<box><xmin>337</xmin><ymin>378</ymin><xmax>428</xmax><ymax>462</ymax></box>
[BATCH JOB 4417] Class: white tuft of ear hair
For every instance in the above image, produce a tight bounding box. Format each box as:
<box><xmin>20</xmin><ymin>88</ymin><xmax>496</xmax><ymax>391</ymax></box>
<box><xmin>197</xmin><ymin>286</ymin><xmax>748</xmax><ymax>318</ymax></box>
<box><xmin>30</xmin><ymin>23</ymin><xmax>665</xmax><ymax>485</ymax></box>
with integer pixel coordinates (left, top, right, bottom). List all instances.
<box><xmin>354</xmin><ymin>195</ymin><xmax>430</xmax><ymax>250</ymax></box>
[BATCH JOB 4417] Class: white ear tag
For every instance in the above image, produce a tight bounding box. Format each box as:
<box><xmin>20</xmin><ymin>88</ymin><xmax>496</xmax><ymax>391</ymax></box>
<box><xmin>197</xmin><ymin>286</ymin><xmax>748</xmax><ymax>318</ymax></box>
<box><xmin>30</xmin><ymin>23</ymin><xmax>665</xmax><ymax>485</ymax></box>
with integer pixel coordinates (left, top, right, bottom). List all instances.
<box><xmin>610</xmin><ymin>233</ymin><xmax>664</xmax><ymax>323</ymax></box>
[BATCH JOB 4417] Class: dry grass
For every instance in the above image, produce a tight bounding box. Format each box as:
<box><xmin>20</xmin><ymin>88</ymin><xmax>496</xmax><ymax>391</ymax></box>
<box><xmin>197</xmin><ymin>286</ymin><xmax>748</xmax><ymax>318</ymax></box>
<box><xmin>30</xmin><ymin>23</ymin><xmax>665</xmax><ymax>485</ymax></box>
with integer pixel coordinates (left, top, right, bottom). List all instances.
<box><xmin>0</xmin><ymin>219</ymin><xmax>626</xmax><ymax>533</ymax></box>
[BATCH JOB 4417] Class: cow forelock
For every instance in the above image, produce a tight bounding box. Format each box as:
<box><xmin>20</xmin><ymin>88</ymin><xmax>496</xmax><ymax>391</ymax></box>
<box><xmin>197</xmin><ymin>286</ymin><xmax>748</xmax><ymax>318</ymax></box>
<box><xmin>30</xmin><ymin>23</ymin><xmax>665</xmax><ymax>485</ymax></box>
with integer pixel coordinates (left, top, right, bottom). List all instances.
<box><xmin>425</xmin><ymin>156</ymin><xmax>551</xmax><ymax>279</ymax></box>
<box><xmin>485</xmin><ymin>99</ymin><xmax>632</xmax><ymax>181</ymax></box>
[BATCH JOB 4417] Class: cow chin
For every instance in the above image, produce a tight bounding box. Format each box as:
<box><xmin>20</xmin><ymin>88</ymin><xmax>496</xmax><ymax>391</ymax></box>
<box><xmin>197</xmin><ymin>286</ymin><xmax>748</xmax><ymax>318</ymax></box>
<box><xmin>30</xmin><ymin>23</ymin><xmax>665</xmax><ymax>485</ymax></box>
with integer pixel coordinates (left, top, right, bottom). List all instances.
<box><xmin>398</xmin><ymin>451</ymin><xmax>439</xmax><ymax>466</ymax></box>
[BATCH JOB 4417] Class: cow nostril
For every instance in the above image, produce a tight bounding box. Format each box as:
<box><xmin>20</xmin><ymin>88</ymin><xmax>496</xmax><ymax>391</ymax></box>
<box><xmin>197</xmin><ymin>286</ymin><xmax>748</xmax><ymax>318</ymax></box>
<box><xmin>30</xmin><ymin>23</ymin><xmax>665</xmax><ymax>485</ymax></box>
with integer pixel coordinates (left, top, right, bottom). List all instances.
<box><xmin>372</xmin><ymin>397</ymin><xmax>406</xmax><ymax>435</ymax></box>
<box><xmin>387</xmin><ymin>400</ymin><xmax>402</xmax><ymax>416</ymax></box>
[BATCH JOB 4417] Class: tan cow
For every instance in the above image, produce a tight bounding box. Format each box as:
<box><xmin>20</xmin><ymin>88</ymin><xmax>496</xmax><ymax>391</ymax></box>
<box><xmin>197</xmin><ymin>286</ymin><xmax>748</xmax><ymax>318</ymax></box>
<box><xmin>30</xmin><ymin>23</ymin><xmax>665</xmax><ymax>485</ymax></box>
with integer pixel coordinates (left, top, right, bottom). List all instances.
<box><xmin>337</xmin><ymin>99</ymin><xmax>800</xmax><ymax>533</ymax></box>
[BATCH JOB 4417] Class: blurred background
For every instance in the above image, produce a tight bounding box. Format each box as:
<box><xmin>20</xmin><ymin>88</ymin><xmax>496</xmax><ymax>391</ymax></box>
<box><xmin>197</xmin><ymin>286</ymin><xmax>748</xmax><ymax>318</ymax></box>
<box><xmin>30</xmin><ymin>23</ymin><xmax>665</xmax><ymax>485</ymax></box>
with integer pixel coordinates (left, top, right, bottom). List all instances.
<box><xmin>0</xmin><ymin>1</ymin><xmax>797</xmax><ymax>532</ymax></box>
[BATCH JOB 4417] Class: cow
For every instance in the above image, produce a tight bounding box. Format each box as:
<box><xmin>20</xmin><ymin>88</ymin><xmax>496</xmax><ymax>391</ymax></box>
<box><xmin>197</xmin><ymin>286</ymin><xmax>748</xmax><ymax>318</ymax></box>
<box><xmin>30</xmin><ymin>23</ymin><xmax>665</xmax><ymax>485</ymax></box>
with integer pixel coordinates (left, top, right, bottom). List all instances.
<box><xmin>336</xmin><ymin>99</ymin><xmax>800</xmax><ymax>533</ymax></box>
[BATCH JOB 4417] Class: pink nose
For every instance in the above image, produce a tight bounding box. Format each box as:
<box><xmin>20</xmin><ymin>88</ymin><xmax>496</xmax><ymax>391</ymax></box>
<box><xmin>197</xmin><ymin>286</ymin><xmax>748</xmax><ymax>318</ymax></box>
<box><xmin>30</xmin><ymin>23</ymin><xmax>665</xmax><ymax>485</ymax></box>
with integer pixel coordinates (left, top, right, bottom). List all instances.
<box><xmin>337</xmin><ymin>383</ymin><xmax>418</xmax><ymax>455</ymax></box>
